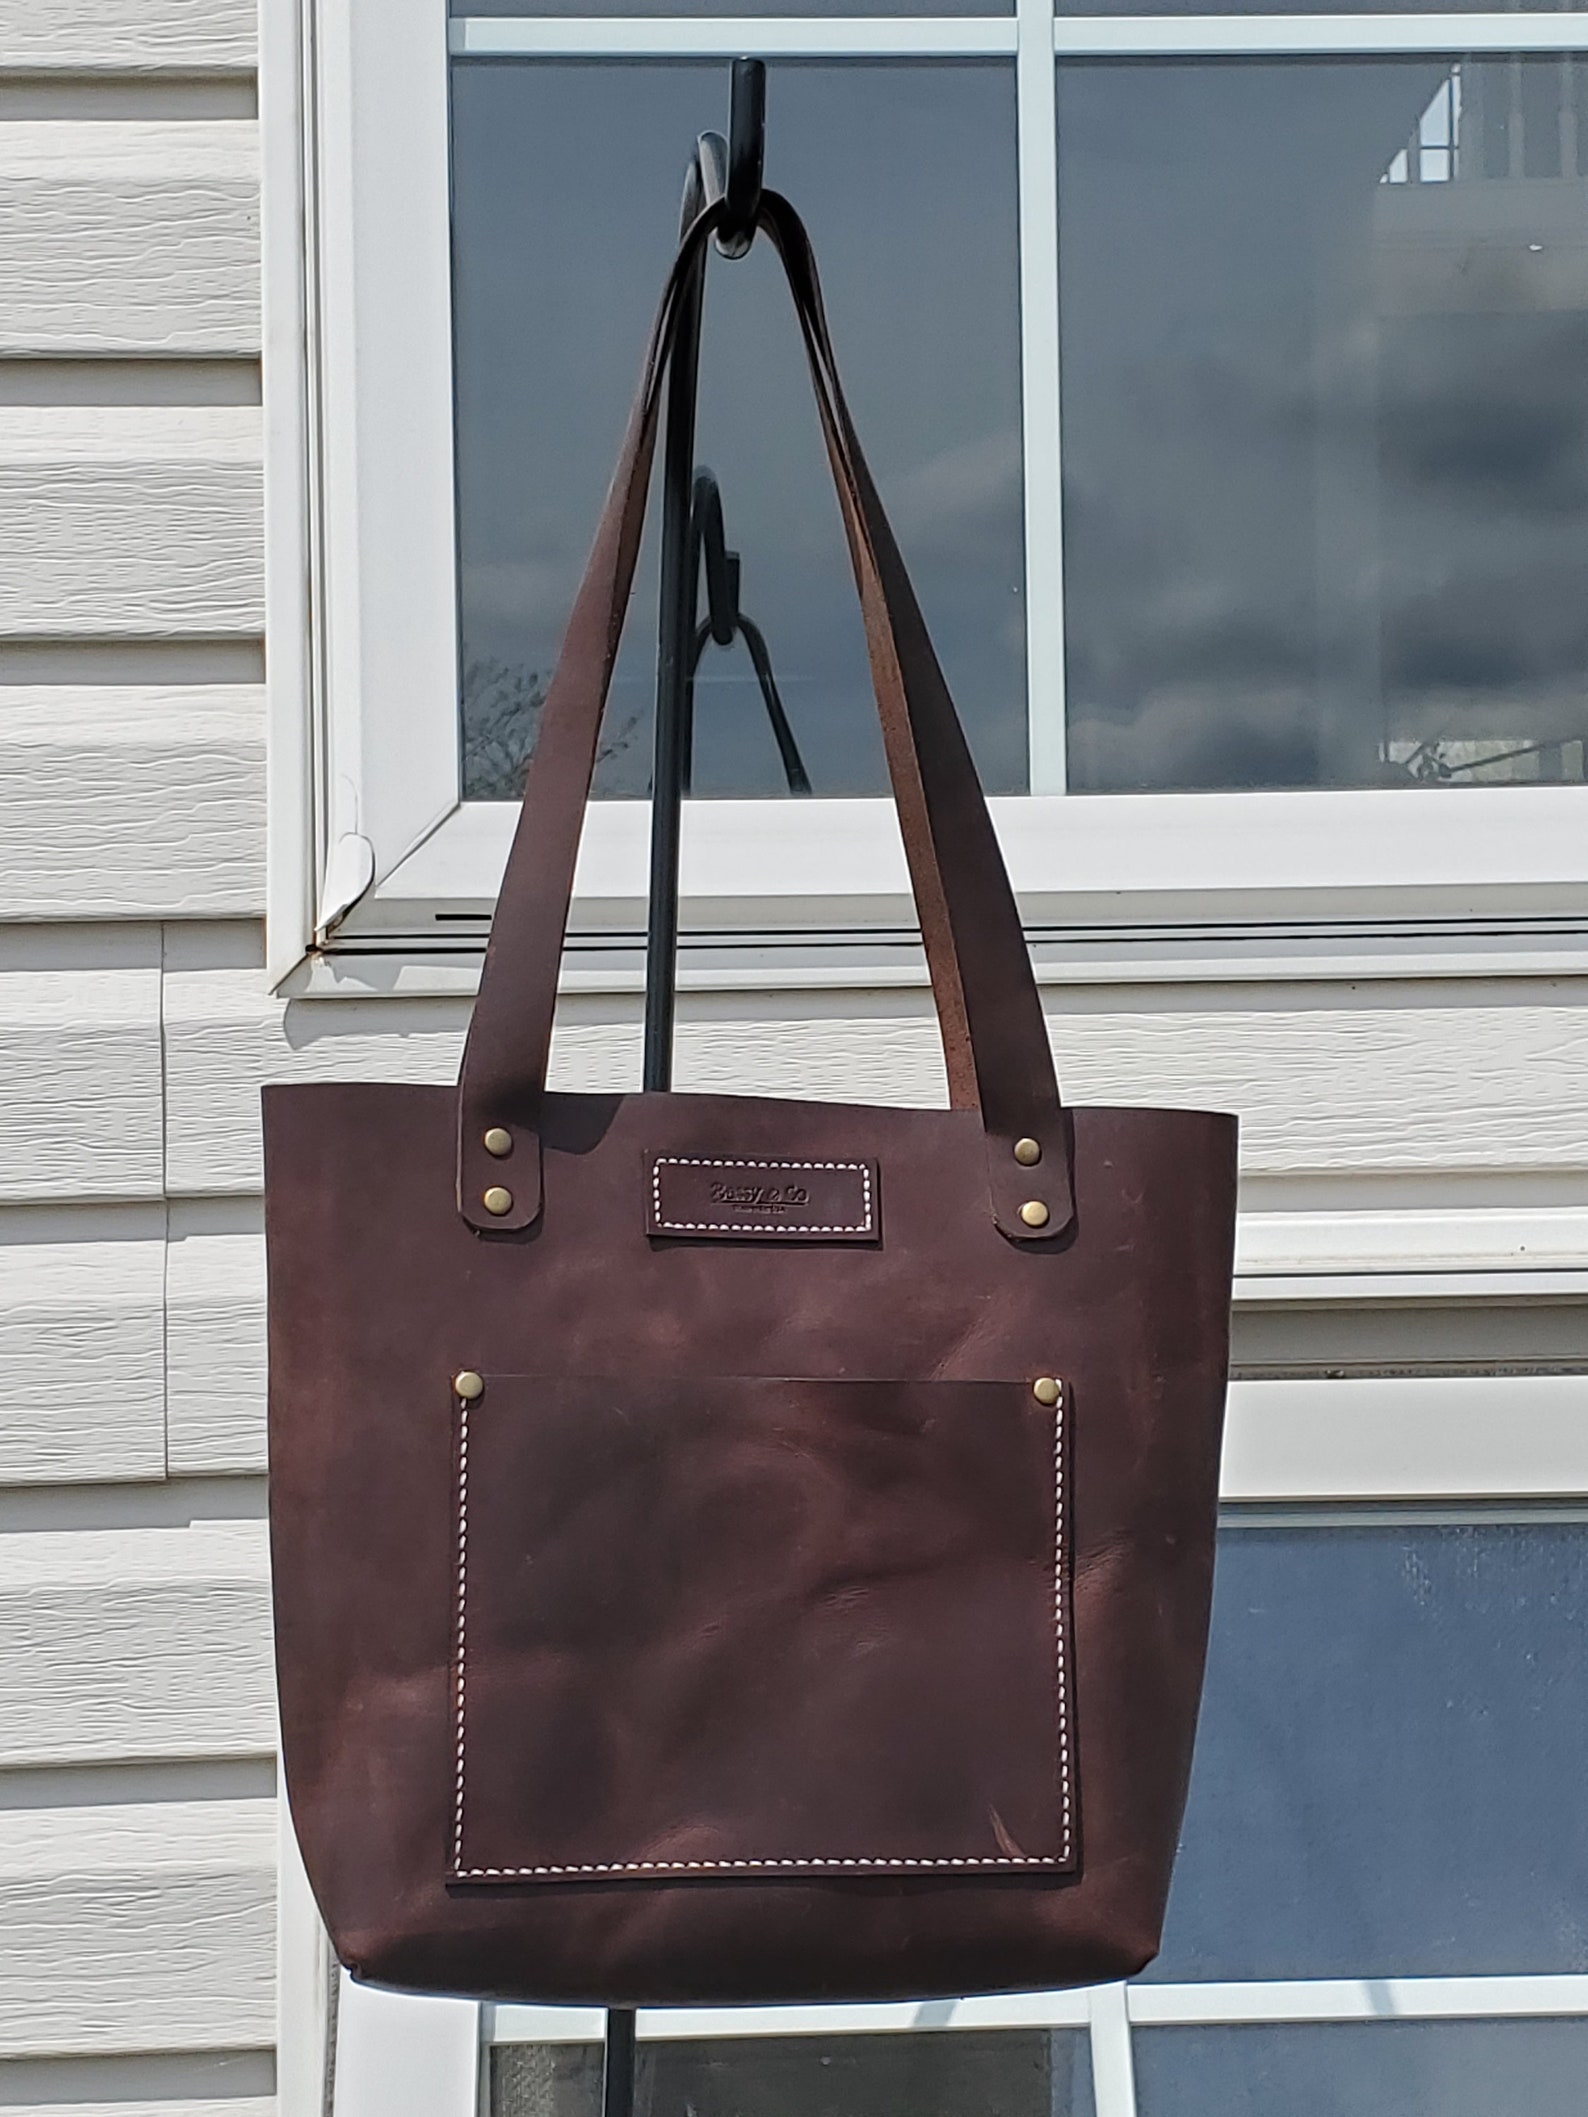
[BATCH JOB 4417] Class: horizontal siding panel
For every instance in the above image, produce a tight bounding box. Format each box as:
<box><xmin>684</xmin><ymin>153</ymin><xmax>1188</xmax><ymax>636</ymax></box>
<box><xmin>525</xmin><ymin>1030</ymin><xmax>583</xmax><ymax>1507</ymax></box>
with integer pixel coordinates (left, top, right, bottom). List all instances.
<box><xmin>0</xmin><ymin>688</ymin><xmax>264</xmax><ymax>919</ymax></box>
<box><xmin>0</xmin><ymin>1800</ymin><xmax>274</xmax><ymax>2057</ymax></box>
<box><xmin>0</xmin><ymin>408</ymin><xmax>261</xmax><ymax>638</ymax></box>
<box><xmin>0</xmin><ymin>949</ymin><xmax>162</xmax><ymax>1203</ymax></box>
<box><xmin>0</xmin><ymin>1520</ymin><xmax>273</xmax><ymax>1766</ymax></box>
<box><xmin>1045</xmin><ymin>995</ymin><xmax>1588</xmax><ymax>1174</ymax></box>
<box><xmin>164</xmin><ymin>973</ymin><xmax>469</xmax><ymax>1195</ymax></box>
<box><xmin>0</xmin><ymin>124</ymin><xmax>257</xmax><ymax>357</ymax></box>
<box><xmin>167</xmin><ymin>1227</ymin><xmax>265</xmax><ymax>1476</ymax></box>
<box><xmin>167</xmin><ymin>979</ymin><xmax>1588</xmax><ymax>1192</ymax></box>
<box><xmin>0</xmin><ymin>0</ymin><xmax>255</xmax><ymax>72</ymax></box>
<box><xmin>659</xmin><ymin>992</ymin><xmax>1588</xmax><ymax>1175</ymax></box>
<box><xmin>0</xmin><ymin>1234</ymin><xmax>164</xmax><ymax>1484</ymax></box>
<box><xmin>166</xmin><ymin>975</ymin><xmax>1588</xmax><ymax>1201</ymax></box>
<box><xmin>3</xmin><ymin>2103</ymin><xmax>275</xmax><ymax>2117</ymax></box>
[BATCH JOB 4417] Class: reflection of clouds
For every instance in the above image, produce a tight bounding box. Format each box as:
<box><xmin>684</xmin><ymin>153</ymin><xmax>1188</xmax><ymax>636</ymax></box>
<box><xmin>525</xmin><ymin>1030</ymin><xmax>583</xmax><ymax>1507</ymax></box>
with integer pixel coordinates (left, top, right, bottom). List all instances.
<box><xmin>1384</xmin><ymin>564</ymin><xmax>1588</xmax><ymax>701</ymax></box>
<box><xmin>1063</xmin><ymin>295</ymin><xmax>1588</xmax><ymax>787</ymax></box>
<box><xmin>460</xmin><ymin>559</ymin><xmax>576</xmax><ymax>629</ymax></box>
<box><xmin>887</xmin><ymin>430</ymin><xmax>1021</xmax><ymax>544</ymax></box>
<box><xmin>1380</xmin><ymin>314</ymin><xmax>1588</xmax><ymax>516</ymax></box>
<box><xmin>1070</xmin><ymin>685</ymin><xmax>1319</xmax><ymax>792</ymax></box>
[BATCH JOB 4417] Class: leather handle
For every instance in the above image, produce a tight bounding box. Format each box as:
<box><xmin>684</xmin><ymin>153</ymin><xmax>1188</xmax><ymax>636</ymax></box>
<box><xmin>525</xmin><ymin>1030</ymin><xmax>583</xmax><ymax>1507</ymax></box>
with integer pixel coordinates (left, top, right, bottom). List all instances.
<box><xmin>456</xmin><ymin>193</ymin><xmax>1075</xmax><ymax>1244</ymax></box>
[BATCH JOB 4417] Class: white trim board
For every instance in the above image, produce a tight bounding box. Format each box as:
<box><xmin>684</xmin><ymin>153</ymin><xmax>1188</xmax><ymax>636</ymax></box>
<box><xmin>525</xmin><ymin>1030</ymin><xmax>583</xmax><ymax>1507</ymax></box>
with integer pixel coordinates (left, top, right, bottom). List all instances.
<box><xmin>332</xmin><ymin>1979</ymin><xmax>479</xmax><ymax>2117</ymax></box>
<box><xmin>488</xmin><ymin>1973</ymin><xmax>1588</xmax><ymax>2046</ymax></box>
<box><xmin>452</xmin><ymin>17</ymin><xmax>1016</xmax><ymax>54</ymax></box>
<box><xmin>453</xmin><ymin>13</ymin><xmax>1588</xmax><ymax>58</ymax></box>
<box><xmin>492</xmin><ymin>1991</ymin><xmax>1091</xmax><ymax>2044</ymax></box>
<box><xmin>346</xmin><ymin>788</ymin><xmax>1588</xmax><ymax>944</ymax></box>
<box><xmin>1221</xmin><ymin>1374</ymin><xmax>1588</xmax><ymax>1502</ymax></box>
<box><xmin>1055</xmin><ymin>13</ymin><xmax>1588</xmax><ymax>54</ymax></box>
<box><xmin>1125</xmin><ymin>1976</ymin><xmax>1588</xmax><ymax>2025</ymax></box>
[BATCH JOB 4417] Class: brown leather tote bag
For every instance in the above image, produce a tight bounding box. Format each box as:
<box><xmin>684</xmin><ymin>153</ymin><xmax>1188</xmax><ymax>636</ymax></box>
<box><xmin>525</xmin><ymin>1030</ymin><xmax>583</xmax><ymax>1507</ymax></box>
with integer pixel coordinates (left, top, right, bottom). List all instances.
<box><xmin>265</xmin><ymin>194</ymin><xmax>1238</xmax><ymax>2009</ymax></box>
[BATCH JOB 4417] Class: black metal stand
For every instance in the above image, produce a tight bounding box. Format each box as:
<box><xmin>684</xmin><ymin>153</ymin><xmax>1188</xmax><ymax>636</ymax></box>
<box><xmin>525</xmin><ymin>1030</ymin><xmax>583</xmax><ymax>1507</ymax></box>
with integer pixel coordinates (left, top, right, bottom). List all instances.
<box><xmin>611</xmin><ymin>58</ymin><xmax>791</xmax><ymax>2117</ymax></box>
<box><xmin>599</xmin><ymin>2006</ymin><xmax>638</xmax><ymax>2117</ymax></box>
<box><xmin>641</xmin><ymin>58</ymin><xmax>805</xmax><ymax>1100</ymax></box>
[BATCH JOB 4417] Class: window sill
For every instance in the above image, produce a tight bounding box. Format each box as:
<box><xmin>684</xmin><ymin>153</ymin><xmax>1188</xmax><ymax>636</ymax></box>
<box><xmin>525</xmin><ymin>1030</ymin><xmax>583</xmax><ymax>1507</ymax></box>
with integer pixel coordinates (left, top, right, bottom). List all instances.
<box><xmin>335</xmin><ymin>784</ymin><xmax>1588</xmax><ymax>951</ymax></box>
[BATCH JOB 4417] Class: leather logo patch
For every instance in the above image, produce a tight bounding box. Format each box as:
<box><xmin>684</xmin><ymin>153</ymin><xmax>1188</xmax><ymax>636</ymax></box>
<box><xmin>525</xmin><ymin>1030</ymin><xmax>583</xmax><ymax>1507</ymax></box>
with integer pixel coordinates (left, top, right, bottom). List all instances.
<box><xmin>648</xmin><ymin>1156</ymin><xmax>878</xmax><ymax>1242</ymax></box>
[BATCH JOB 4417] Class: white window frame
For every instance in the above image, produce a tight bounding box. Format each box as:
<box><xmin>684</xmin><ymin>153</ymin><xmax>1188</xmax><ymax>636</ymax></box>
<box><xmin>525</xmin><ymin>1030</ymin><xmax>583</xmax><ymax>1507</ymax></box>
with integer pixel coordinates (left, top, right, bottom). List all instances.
<box><xmin>265</xmin><ymin>0</ymin><xmax>1588</xmax><ymax>976</ymax></box>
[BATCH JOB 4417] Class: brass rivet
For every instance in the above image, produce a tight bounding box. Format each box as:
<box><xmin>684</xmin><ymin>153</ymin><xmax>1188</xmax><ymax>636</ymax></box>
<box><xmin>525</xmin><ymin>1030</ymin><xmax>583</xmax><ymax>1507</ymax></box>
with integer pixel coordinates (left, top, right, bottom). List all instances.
<box><xmin>482</xmin><ymin>1186</ymin><xmax>513</xmax><ymax>1216</ymax></box>
<box><xmin>483</xmin><ymin>1127</ymin><xmax>513</xmax><ymax>1158</ymax></box>
<box><xmin>1019</xmin><ymin>1199</ymin><xmax>1050</xmax><ymax>1229</ymax></box>
<box><xmin>1032</xmin><ymin>1376</ymin><xmax>1061</xmax><ymax>1407</ymax></box>
<box><xmin>453</xmin><ymin>1370</ymin><xmax>485</xmax><ymax>1402</ymax></box>
<box><xmin>1013</xmin><ymin>1137</ymin><xmax>1042</xmax><ymax>1166</ymax></box>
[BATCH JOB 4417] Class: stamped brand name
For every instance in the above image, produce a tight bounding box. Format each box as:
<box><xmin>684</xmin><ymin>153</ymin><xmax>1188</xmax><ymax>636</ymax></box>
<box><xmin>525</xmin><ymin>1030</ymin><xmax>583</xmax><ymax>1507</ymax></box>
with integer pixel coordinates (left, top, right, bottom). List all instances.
<box><xmin>708</xmin><ymin>1180</ymin><xmax>810</xmax><ymax>1210</ymax></box>
<box><xmin>648</xmin><ymin>1155</ymin><xmax>879</xmax><ymax>1243</ymax></box>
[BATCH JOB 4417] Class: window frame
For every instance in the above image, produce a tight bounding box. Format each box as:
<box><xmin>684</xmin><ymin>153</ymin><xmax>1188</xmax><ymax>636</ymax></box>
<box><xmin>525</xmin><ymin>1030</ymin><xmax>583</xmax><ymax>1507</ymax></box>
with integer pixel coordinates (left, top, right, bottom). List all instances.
<box><xmin>270</xmin><ymin>0</ymin><xmax>1588</xmax><ymax>972</ymax></box>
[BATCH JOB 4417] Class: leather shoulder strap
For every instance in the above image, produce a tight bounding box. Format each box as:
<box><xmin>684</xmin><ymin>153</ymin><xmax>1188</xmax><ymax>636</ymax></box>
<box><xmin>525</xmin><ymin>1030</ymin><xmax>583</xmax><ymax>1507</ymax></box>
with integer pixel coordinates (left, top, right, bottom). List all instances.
<box><xmin>456</xmin><ymin>193</ymin><xmax>1075</xmax><ymax>1244</ymax></box>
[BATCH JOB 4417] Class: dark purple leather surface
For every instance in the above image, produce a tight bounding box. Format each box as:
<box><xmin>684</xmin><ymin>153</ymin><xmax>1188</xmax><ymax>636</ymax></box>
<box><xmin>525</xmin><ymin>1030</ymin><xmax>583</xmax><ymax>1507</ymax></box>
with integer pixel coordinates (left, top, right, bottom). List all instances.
<box><xmin>451</xmin><ymin>1374</ymin><xmax>1071</xmax><ymax>1884</ymax></box>
<box><xmin>266</xmin><ymin>1085</ymin><xmax>1235</xmax><ymax>2004</ymax></box>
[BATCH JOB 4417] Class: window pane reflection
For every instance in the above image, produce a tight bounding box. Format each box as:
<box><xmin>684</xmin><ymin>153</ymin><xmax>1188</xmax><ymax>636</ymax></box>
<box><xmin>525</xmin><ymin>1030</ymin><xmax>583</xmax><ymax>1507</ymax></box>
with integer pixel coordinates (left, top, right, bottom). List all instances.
<box><xmin>1135</xmin><ymin>2020</ymin><xmax>1588</xmax><ymax>2117</ymax></box>
<box><xmin>451</xmin><ymin>63</ymin><xmax>1025</xmax><ymax>801</ymax></box>
<box><xmin>491</xmin><ymin>2032</ymin><xmax>1094</xmax><ymax>2117</ymax></box>
<box><xmin>1149</xmin><ymin>1521</ymin><xmax>1588</xmax><ymax>1980</ymax></box>
<box><xmin>1058</xmin><ymin>58</ymin><xmax>1588</xmax><ymax>791</ymax></box>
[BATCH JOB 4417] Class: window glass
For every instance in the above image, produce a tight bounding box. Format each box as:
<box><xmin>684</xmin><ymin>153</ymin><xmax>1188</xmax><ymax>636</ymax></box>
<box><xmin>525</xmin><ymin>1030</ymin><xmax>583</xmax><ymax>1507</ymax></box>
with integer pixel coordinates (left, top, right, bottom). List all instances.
<box><xmin>1057</xmin><ymin>57</ymin><xmax>1588</xmax><ymax>792</ymax></box>
<box><xmin>450</xmin><ymin>62</ymin><xmax>1025</xmax><ymax>801</ymax></box>
<box><xmin>1147</xmin><ymin>1520</ymin><xmax>1588</xmax><ymax>1980</ymax></box>
<box><xmin>1134</xmin><ymin>2020</ymin><xmax>1588</xmax><ymax>2117</ymax></box>
<box><xmin>491</xmin><ymin>2031</ymin><xmax>1094</xmax><ymax>2117</ymax></box>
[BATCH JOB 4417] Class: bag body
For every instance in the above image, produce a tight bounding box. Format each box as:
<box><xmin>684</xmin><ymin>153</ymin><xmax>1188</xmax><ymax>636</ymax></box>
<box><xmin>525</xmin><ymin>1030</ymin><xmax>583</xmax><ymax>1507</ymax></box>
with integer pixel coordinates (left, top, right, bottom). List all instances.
<box><xmin>266</xmin><ymin>195</ymin><xmax>1237</xmax><ymax>2008</ymax></box>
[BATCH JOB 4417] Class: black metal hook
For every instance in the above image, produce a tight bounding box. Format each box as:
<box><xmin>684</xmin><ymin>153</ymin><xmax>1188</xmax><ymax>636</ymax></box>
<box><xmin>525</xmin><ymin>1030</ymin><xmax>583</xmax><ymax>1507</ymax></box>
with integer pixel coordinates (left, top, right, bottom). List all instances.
<box><xmin>719</xmin><ymin>59</ymin><xmax>765</xmax><ymax>258</ymax></box>
<box><xmin>679</xmin><ymin>61</ymin><xmax>764</xmax><ymax>257</ymax></box>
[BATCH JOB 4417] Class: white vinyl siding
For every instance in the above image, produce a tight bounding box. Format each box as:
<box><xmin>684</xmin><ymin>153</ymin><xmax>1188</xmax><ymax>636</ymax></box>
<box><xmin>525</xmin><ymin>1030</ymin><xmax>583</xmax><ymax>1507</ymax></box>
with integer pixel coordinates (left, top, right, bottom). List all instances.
<box><xmin>0</xmin><ymin>10</ymin><xmax>275</xmax><ymax>2117</ymax></box>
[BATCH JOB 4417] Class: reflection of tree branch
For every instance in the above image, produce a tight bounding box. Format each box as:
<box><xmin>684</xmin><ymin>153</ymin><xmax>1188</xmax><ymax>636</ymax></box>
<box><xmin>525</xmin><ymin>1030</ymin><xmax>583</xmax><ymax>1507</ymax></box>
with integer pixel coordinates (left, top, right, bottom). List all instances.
<box><xmin>460</xmin><ymin>656</ymin><xmax>642</xmax><ymax>801</ymax></box>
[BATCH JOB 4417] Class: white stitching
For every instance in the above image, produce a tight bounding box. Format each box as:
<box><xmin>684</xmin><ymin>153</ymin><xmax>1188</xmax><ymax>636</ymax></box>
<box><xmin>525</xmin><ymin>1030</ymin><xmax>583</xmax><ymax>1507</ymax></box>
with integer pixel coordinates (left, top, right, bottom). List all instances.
<box><xmin>452</xmin><ymin>1380</ymin><xmax>1070</xmax><ymax>1878</ymax></box>
<box><xmin>1055</xmin><ymin>1386</ymin><xmax>1071</xmax><ymax>1863</ymax></box>
<box><xmin>456</xmin><ymin>1855</ymin><xmax>1065</xmax><ymax>1876</ymax></box>
<box><xmin>650</xmin><ymin>1157</ymin><xmax>874</xmax><ymax>1237</ymax></box>
<box><xmin>451</xmin><ymin>1399</ymin><xmax>470</xmax><ymax>1870</ymax></box>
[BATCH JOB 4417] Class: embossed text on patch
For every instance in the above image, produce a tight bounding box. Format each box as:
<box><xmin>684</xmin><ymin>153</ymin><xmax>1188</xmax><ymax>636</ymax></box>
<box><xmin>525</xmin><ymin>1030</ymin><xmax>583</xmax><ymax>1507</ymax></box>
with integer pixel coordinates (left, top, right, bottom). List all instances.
<box><xmin>648</xmin><ymin>1156</ymin><xmax>879</xmax><ymax>1241</ymax></box>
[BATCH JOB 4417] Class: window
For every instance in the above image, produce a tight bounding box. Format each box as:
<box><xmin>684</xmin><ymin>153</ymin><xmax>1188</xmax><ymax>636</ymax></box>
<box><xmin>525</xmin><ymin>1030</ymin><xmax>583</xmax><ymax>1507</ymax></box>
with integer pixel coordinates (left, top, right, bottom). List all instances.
<box><xmin>287</xmin><ymin>0</ymin><xmax>1588</xmax><ymax>957</ymax></box>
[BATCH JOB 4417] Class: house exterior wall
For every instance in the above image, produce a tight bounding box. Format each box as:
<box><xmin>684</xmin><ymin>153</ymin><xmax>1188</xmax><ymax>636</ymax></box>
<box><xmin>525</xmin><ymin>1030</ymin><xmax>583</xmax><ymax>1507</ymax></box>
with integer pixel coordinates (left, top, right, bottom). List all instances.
<box><xmin>0</xmin><ymin>4</ymin><xmax>276</xmax><ymax>2116</ymax></box>
<box><xmin>4</xmin><ymin>2</ymin><xmax>1588</xmax><ymax>2114</ymax></box>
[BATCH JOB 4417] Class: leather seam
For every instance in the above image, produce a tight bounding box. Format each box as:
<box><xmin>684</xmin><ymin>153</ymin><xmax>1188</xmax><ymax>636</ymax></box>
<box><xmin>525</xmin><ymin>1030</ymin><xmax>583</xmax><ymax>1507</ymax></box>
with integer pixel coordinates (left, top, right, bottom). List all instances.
<box><xmin>650</xmin><ymin>1156</ymin><xmax>874</xmax><ymax>1237</ymax></box>
<box><xmin>451</xmin><ymin>1382</ymin><xmax>1070</xmax><ymax>1879</ymax></box>
<box><xmin>451</xmin><ymin>1398</ymin><xmax>471</xmax><ymax>1872</ymax></box>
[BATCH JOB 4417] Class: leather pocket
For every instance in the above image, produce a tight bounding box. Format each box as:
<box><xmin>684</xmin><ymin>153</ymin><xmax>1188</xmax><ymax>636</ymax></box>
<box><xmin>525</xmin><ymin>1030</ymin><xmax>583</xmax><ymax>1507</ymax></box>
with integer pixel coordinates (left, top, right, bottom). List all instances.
<box><xmin>449</xmin><ymin>1374</ymin><xmax>1075</xmax><ymax>1884</ymax></box>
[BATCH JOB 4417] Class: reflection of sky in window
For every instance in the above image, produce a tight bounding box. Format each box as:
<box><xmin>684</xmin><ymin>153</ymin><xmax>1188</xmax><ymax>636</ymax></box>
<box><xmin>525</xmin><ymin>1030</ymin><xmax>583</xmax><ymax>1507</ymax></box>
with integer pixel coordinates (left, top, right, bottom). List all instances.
<box><xmin>1135</xmin><ymin>2020</ymin><xmax>1588</xmax><ymax>2117</ymax></box>
<box><xmin>492</xmin><ymin>2031</ymin><xmax>1094</xmax><ymax>2117</ymax></box>
<box><xmin>1058</xmin><ymin>59</ymin><xmax>1588</xmax><ymax>792</ymax></box>
<box><xmin>1148</xmin><ymin>1522</ymin><xmax>1588</xmax><ymax>1981</ymax></box>
<box><xmin>450</xmin><ymin>63</ymin><xmax>1024</xmax><ymax>801</ymax></box>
